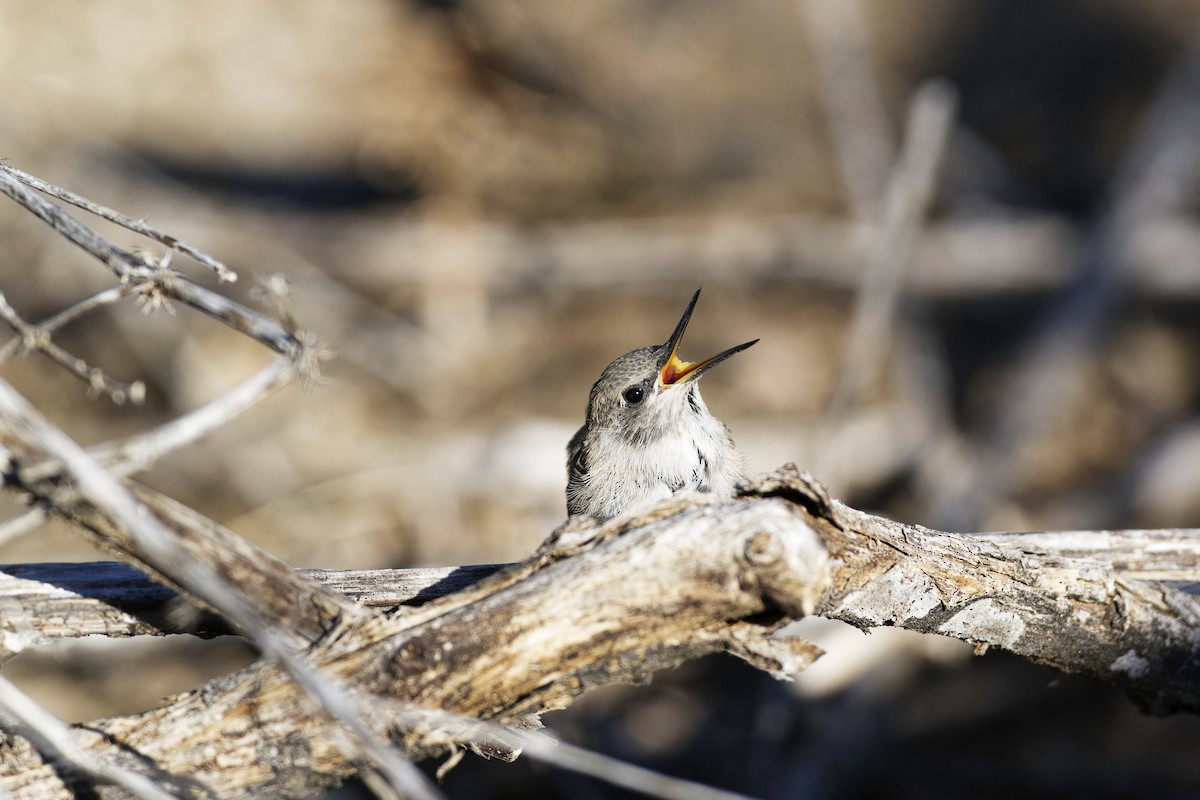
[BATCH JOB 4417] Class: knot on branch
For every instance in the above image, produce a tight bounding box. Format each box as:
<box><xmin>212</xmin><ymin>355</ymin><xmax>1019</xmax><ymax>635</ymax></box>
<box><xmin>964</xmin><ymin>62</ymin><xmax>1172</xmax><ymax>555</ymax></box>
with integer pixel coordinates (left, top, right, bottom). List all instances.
<box><xmin>745</xmin><ymin>532</ymin><xmax>783</xmax><ymax>566</ymax></box>
<box><xmin>735</xmin><ymin>504</ymin><xmax>832</xmax><ymax>619</ymax></box>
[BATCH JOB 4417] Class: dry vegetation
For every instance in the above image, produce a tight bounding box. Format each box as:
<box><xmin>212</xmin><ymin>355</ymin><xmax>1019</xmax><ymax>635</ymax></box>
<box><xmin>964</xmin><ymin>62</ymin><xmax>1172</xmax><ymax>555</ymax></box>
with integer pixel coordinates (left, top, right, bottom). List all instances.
<box><xmin>2</xmin><ymin>1</ymin><xmax>1200</xmax><ymax>798</ymax></box>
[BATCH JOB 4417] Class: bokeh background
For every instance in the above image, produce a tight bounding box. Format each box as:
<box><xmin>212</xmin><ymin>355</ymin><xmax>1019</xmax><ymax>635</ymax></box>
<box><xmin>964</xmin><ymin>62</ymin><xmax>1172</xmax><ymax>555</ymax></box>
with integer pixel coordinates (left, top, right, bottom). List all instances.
<box><xmin>2</xmin><ymin>1</ymin><xmax>1200</xmax><ymax>797</ymax></box>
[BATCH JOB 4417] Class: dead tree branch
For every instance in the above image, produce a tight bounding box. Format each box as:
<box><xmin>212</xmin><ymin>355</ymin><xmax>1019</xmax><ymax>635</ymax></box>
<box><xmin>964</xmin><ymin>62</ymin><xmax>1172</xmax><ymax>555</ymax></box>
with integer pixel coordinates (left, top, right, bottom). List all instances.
<box><xmin>0</xmin><ymin>482</ymin><xmax>830</xmax><ymax>796</ymax></box>
<box><xmin>0</xmin><ymin>169</ymin><xmax>298</xmax><ymax>357</ymax></box>
<box><xmin>741</xmin><ymin>470</ymin><xmax>1200</xmax><ymax>713</ymax></box>
<box><xmin>815</xmin><ymin>80</ymin><xmax>955</xmax><ymax>473</ymax></box>
<box><xmin>0</xmin><ymin>293</ymin><xmax>146</xmax><ymax>405</ymax></box>
<box><xmin>0</xmin><ymin>164</ymin><xmax>236</xmax><ymax>284</ymax></box>
<box><xmin>0</xmin><ymin>454</ymin><xmax>1197</xmax><ymax>796</ymax></box>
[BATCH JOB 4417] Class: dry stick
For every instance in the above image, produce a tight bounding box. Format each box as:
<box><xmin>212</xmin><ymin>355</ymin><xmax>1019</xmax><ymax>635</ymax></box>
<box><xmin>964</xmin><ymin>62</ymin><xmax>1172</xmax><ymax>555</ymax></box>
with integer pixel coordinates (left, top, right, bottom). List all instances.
<box><xmin>0</xmin><ymin>293</ymin><xmax>146</xmax><ymax>404</ymax></box>
<box><xmin>0</xmin><ymin>356</ymin><xmax>298</xmax><ymax>547</ymax></box>
<box><xmin>0</xmin><ymin>509</ymin><xmax>46</xmax><ymax>550</ymax></box>
<box><xmin>802</xmin><ymin>1</ymin><xmax>958</xmax><ymax>487</ymax></box>
<box><xmin>802</xmin><ymin>0</ymin><xmax>895</xmax><ymax>220</ymax></box>
<box><xmin>0</xmin><ymin>675</ymin><xmax>178</xmax><ymax>800</ymax></box>
<box><xmin>0</xmin><ymin>286</ymin><xmax>135</xmax><ymax>365</ymax></box>
<box><xmin>0</xmin><ymin>164</ymin><xmax>236</xmax><ymax>284</ymax></box>
<box><xmin>365</xmin><ymin>699</ymin><xmax>760</xmax><ymax>800</ymax></box>
<box><xmin>4</xmin><ymin>466</ymin><xmax>1200</xmax><ymax>796</ymax></box>
<box><xmin>7</xmin><ymin>514</ymin><xmax>1200</xmax><ymax>649</ymax></box>
<box><xmin>62</xmin><ymin>142</ymin><xmax>434</xmax><ymax>395</ymax></box>
<box><xmin>0</xmin><ymin>379</ymin><xmax>360</xmax><ymax>647</ymax></box>
<box><xmin>31</xmin><ymin>355</ymin><xmax>296</xmax><ymax>483</ymax></box>
<box><xmin>0</xmin><ymin>377</ymin><xmax>444</xmax><ymax>800</ymax></box>
<box><xmin>0</xmin><ymin>458</ymin><xmax>833</xmax><ymax>795</ymax></box>
<box><xmin>0</xmin><ymin>170</ymin><xmax>297</xmax><ymax>357</ymax></box>
<box><xmin>812</xmin><ymin>82</ymin><xmax>956</xmax><ymax>476</ymax></box>
<box><xmin>521</xmin><ymin>735</ymin><xmax>756</xmax><ymax>800</ymax></box>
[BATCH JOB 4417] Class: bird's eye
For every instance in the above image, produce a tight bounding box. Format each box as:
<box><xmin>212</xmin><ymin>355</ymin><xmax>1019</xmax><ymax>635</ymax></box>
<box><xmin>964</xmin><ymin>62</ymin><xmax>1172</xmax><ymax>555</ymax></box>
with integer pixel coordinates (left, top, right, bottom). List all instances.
<box><xmin>622</xmin><ymin>385</ymin><xmax>645</xmax><ymax>405</ymax></box>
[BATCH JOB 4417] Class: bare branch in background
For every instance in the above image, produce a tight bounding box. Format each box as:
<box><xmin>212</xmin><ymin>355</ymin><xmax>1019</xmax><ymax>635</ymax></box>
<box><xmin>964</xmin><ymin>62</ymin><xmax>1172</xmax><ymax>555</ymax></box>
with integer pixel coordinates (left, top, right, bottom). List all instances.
<box><xmin>60</xmin><ymin>356</ymin><xmax>294</xmax><ymax>481</ymax></box>
<box><xmin>0</xmin><ymin>352</ymin><xmax>298</xmax><ymax>551</ymax></box>
<box><xmin>0</xmin><ymin>509</ymin><xmax>46</xmax><ymax>551</ymax></box>
<box><xmin>0</xmin><ymin>169</ymin><xmax>297</xmax><ymax>356</ymax></box>
<box><xmin>0</xmin><ymin>286</ymin><xmax>135</xmax><ymax>365</ymax></box>
<box><xmin>0</xmin><ymin>293</ymin><xmax>146</xmax><ymax>405</ymax></box>
<box><xmin>803</xmin><ymin>0</ymin><xmax>895</xmax><ymax>218</ymax></box>
<box><xmin>0</xmin><ymin>164</ymin><xmax>236</xmax><ymax>284</ymax></box>
<box><xmin>813</xmin><ymin>81</ymin><xmax>956</xmax><ymax>477</ymax></box>
<box><xmin>930</xmin><ymin>22</ymin><xmax>1200</xmax><ymax>531</ymax></box>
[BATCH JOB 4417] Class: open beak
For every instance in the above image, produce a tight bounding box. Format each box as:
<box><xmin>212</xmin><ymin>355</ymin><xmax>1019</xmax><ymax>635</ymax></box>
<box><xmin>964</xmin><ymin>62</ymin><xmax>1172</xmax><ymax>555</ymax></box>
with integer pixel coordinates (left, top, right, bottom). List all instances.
<box><xmin>657</xmin><ymin>289</ymin><xmax>758</xmax><ymax>387</ymax></box>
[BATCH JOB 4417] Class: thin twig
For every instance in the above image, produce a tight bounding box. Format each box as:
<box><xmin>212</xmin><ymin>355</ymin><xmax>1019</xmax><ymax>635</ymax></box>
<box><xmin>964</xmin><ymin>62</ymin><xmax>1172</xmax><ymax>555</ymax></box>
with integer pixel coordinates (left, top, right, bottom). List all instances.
<box><xmin>0</xmin><ymin>169</ymin><xmax>299</xmax><ymax>356</ymax></box>
<box><xmin>0</xmin><ymin>164</ymin><xmax>236</xmax><ymax>283</ymax></box>
<box><xmin>0</xmin><ymin>286</ymin><xmax>136</xmax><ymax>365</ymax></box>
<box><xmin>802</xmin><ymin>0</ymin><xmax>895</xmax><ymax>219</ymax></box>
<box><xmin>0</xmin><ymin>675</ymin><xmax>179</xmax><ymax>800</ymax></box>
<box><xmin>0</xmin><ymin>293</ymin><xmax>145</xmax><ymax>405</ymax></box>
<box><xmin>18</xmin><ymin>356</ymin><xmax>298</xmax><ymax>484</ymax></box>
<box><xmin>0</xmin><ymin>509</ymin><xmax>45</xmax><ymax>549</ymax></box>
<box><xmin>523</xmin><ymin>734</ymin><xmax>758</xmax><ymax>800</ymax></box>
<box><xmin>0</xmin><ymin>356</ymin><xmax>297</xmax><ymax>550</ymax></box>
<box><xmin>374</xmin><ymin>700</ymin><xmax>760</xmax><ymax>800</ymax></box>
<box><xmin>102</xmin><ymin>355</ymin><xmax>297</xmax><ymax>475</ymax></box>
<box><xmin>813</xmin><ymin>81</ymin><xmax>956</xmax><ymax>475</ymax></box>
<box><xmin>0</xmin><ymin>376</ymin><xmax>441</xmax><ymax>800</ymax></box>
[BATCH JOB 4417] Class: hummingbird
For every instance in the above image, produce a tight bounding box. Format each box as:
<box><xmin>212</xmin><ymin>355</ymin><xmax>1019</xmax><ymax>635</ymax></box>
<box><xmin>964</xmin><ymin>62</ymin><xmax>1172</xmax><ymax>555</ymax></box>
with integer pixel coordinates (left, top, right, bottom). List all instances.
<box><xmin>566</xmin><ymin>289</ymin><xmax>758</xmax><ymax>520</ymax></box>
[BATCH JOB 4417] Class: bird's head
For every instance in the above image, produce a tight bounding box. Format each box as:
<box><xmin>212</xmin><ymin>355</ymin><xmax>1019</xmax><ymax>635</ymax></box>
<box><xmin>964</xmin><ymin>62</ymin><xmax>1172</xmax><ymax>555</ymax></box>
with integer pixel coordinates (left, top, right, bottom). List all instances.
<box><xmin>584</xmin><ymin>289</ymin><xmax>757</xmax><ymax>444</ymax></box>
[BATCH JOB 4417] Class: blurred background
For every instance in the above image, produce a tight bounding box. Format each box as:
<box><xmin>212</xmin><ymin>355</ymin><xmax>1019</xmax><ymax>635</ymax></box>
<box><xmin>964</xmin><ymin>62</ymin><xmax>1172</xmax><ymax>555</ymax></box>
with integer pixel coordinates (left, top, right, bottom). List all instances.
<box><xmin>2</xmin><ymin>1</ymin><xmax>1200</xmax><ymax>797</ymax></box>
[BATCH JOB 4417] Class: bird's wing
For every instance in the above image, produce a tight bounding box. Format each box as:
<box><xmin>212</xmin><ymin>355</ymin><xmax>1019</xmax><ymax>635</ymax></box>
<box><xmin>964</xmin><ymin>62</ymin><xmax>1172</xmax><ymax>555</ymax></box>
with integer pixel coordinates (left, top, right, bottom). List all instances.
<box><xmin>565</xmin><ymin>424</ymin><xmax>591</xmax><ymax>515</ymax></box>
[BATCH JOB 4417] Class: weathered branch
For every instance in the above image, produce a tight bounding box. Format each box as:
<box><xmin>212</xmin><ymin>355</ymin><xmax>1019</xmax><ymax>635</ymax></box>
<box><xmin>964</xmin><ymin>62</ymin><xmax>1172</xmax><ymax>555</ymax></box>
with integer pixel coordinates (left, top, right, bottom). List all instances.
<box><xmin>0</xmin><ymin>492</ymin><xmax>831</xmax><ymax>798</ymax></box>
<box><xmin>976</xmin><ymin>529</ymin><xmax>1200</xmax><ymax>579</ymax></box>
<box><xmin>742</xmin><ymin>470</ymin><xmax>1200</xmax><ymax>713</ymax></box>
<box><xmin>0</xmin><ymin>165</ymin><xmax>236</xmax><ymax>284</ymax></box>
<box><xmin>0</xmin><ymin>675</ymin><xmax>177</xmax><ymax>800</ymax></box>
<box><xmin>1</xmin><ymin>467</ymin><xmax>1198</xmax><ymax>796</ymax></box>
<box><xmin>0</xmin><ymin>379</ymin><xmax>362</xmax><ymax>651</ymax></box>
<box><xmin>0</xmin><ymin>371</ymin><xmax>438</xmax><ymax>798</ymax></box>
<box><xmin>0</xmin><ymin>561</ymin><xmax>505</xmax><ymax>650</ymax></box>
<box><xmin>0</xmin><ymin>169</ymin><xmax>298</xmax><ymax>357</ymax></box>
<box><xmin>7</xmin><ymin>519</ymin><xmax>1200</xmax><ymax>650</ymax></box>
<box><xmin>2</xmin><ymin>162</ymin><xmax>1199</xmax><ymax>794</ymax></box>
